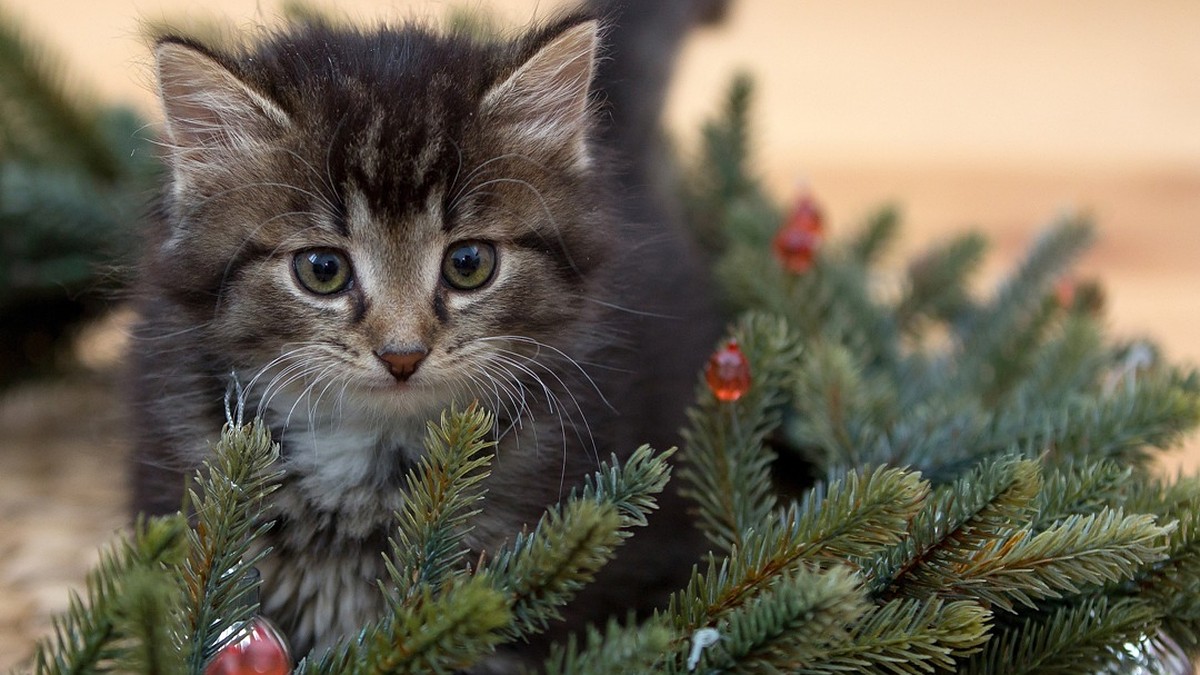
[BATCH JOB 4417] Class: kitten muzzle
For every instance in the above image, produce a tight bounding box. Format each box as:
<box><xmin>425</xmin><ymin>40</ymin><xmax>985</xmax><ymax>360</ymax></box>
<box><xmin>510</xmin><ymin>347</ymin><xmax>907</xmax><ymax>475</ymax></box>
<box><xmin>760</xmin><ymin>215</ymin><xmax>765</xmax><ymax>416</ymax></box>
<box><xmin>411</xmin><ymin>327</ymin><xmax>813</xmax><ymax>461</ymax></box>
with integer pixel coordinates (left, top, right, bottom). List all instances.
<box><xmin>376</xmin><ymin>347</ymin><xmax>427</xmax><ymax>382</ymax></box>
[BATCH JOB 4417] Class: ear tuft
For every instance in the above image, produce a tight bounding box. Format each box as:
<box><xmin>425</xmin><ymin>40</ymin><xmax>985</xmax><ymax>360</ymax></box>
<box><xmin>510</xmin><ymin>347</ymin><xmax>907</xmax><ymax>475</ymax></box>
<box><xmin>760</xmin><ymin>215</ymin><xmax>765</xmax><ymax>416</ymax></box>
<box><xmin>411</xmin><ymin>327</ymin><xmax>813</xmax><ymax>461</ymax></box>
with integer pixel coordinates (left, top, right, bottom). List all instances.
<box><xmin>155</xmin><ymin>40</ymin><xmax>290</xmax><ymax>152</ymax></box>
<box><xmin>481</xmin><ymin>20</ymin><xmax>600</xmax><ymax>163</ymax></box>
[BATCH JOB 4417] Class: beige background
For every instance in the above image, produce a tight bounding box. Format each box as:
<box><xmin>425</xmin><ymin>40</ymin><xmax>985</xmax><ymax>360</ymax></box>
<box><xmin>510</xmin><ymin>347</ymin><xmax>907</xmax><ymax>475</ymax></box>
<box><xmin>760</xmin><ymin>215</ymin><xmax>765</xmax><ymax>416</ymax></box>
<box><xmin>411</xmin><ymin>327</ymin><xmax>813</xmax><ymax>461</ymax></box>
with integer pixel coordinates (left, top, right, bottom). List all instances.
<box><xmin>2</xmin><ymin>0</ymin><xmax>1199</xmax><ymax>667</ymax></box>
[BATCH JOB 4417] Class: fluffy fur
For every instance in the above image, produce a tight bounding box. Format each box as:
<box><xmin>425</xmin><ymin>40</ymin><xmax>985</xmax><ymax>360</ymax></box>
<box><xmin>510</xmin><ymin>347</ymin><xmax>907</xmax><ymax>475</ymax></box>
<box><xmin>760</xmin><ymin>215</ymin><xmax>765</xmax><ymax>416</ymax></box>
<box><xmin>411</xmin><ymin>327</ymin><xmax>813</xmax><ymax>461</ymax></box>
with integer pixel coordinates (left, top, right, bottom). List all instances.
<box><xmin>128</xmin><ymin>5</ymin><xmax>720</xmax><ymax>667</ymax></box>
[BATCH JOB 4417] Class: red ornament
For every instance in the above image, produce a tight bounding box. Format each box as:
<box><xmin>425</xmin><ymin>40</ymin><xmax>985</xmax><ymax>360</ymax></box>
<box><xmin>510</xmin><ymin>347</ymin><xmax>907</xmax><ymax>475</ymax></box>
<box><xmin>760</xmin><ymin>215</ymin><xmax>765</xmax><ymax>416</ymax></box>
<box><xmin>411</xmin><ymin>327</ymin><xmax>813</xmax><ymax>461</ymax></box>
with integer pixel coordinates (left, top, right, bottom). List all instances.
<box><xmin>705</xmin><ymin>340</ymin><xmax>752</xmax><ymax>402</ymax></box>
<box><xmin>773</xmin><ymin>193</ymin><xmax>824</xmax><ymax>274</ymax></box>
<box><xmin>1054</xmin><ymin>276</ymin><xmax>1076</xmax><ymax>309</ymax></box>
<box><xmin>205</xmin><ymin>617</ymin><xmax>291</xmax><ymax>675</ymax></box>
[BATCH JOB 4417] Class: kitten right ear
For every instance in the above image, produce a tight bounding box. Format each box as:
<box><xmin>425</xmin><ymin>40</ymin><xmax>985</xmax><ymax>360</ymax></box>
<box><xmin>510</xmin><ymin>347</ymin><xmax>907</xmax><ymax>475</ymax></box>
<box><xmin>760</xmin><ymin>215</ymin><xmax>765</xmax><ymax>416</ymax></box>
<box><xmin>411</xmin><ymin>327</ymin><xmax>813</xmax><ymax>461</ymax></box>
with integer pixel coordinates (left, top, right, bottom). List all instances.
<box><xmin>155</xmin><ymin>39</ymin><xmax>290</xmax><ymax>153</ymax></box>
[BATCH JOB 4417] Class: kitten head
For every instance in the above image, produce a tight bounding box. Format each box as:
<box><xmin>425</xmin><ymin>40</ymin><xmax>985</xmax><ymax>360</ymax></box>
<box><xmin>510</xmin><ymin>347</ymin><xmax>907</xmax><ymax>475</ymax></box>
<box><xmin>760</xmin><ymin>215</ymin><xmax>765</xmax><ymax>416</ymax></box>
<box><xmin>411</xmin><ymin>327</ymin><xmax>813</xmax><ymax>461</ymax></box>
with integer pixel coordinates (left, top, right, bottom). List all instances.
<box><xmin>148</xmin><ymin>15</ymin><xmax>616</xmax><ymax>419</ymax></box>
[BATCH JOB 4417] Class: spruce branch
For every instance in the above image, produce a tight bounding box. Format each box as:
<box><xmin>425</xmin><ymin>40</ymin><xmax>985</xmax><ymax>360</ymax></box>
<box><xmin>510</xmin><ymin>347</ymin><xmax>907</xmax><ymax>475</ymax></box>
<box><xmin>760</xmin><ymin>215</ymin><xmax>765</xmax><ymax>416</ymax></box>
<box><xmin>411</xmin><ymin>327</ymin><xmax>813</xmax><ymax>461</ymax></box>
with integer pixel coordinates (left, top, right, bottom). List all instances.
<box><xmin>869</xmin><ymin>456</ymin><xmax>1041</xmax><ymax>599</ymax></box>
<box><xmin>306</xmin><ymin>575</ymin><xmax>512</xmax><ymax>675</ymax></box>
<box><xmin>669</xmin><ymin>466</ymin><xmax>926</xmax><ymax>635</ymax></box>
<box><xmin>846</xmin><ymin>204</ymin><xmax>901</xmax><ymax>266</ymax></box>
<box><xmin>675</xmin><ymin>565</ymin><xmax>868</xmax><ymax>674</ymax></box>
<box><xmin>808</xmin><ymin>598</ymin><xmax>991</xmax><ymax>674</ymax></box>
<box><xmin>485</xmin><ymin>499</ymin><xmax>626</xmax><ymax>641</ymax></box>
<box><xmin>541</xmin><ymin>615</ymin><xmax>672</xmax><ymax>675</ymax></box>
<box><xmin>177</xmin><ymin>420</ymin><xmax>283</xmax><ymax>671</ymax></box>
<box><xmin>680</xmin><ymin>312</ymin><xmax>800</xmax><ymax>552</ymax></box>
<box><xmin>384</xmin><ymin>405</ymin><xmax>495</xmax><ymax>602</ymax></box>
<box><xmin>571</xmin><ymin>444</ymin><xmax>673</xmax><ymax>529</ymax></box>
<box><xmin>897</xmin><ymin>231</ymin><xmax>988</xmax><ymax>331</ymax></box>
<box><xmin>0</xmin><ymin>7</ymin><xmax>118</xmax><ymax>178</ymax></box>
<box><xmin>958</xmin><ymin>597</ymin><xmax>1161</xmax><ymax>675</ymax></box>
<box><xmin>1033</xmin><ymin>460</ymin><xmax>1131</xmax><ymax>531</ymax></box>
<box><xmin>107</xmin><ymin>568</ymin><xmax>186</xmax><ymax>675</ymax></box>
<box><xmin>953</xmin><ymin>216</ymin><xmax>1094</xmax><ymax>396</ymax></box>
<box><xmin>32</xmin><ymin>515</ymin><xmax>187</xmax><ymax>675</ymax></box>
<box><xmin>788</xmin><ymin>340</ymin><xmax>894</xmax><ymax>468</ymax></box>
<box><xmin>935</xmin><ymin>509</ymin><xmax>1169</xmax><ymax>613</ymax></box>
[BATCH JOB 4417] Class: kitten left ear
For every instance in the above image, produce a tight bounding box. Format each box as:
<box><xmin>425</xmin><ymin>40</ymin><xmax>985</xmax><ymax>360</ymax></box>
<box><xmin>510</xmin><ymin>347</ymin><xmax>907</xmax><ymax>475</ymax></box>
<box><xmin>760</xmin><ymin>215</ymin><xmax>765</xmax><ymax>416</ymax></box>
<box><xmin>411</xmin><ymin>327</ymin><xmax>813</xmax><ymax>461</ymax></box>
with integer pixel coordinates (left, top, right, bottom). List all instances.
<box><xmin>481</xmin><ymin>20</ymin><xmax>599</xmax><ymax>166</ymax></box>
<box><xmin>155</xmin><ymin>39</ymin><xmax>291</xmax><ymax>154</ymax></box>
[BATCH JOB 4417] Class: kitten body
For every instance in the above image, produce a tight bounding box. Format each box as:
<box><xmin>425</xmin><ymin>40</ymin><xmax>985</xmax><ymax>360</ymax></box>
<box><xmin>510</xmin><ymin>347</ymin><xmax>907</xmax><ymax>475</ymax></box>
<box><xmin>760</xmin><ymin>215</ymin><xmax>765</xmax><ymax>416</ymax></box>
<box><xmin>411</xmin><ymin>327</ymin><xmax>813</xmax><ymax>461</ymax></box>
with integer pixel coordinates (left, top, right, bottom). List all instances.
<box><xmin>129</xmin><ymin>4</ymin><xmax>720</xmax><ymax>665</ymax></box>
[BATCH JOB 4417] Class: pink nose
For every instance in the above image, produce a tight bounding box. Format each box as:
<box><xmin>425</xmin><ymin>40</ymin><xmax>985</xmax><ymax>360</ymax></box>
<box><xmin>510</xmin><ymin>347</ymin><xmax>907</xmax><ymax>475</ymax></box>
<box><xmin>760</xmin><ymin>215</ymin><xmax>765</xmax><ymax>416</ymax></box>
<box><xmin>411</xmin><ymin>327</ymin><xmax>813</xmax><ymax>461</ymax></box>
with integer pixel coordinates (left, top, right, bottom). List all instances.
<box><xmin>377</xmin><ymin>348</ymin><xmax>427</xmax><ymax>381</ymax></box>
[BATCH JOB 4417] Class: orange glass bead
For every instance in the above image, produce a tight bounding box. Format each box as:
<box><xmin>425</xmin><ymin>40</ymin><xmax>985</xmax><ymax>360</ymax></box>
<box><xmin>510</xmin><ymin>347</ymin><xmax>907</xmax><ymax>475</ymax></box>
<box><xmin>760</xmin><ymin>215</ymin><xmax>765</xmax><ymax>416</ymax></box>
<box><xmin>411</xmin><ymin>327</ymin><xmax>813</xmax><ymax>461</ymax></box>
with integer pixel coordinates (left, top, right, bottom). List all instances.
<box><xmin>705</xmin><ymin>340</ymin><xmax>751</xmax><ymax>402</ymax></box>
<box><xmin>772</xmin><ymin>193</ymin><xmax>824</xmax><ymax>274</ymax></box>
<box><xmin>205</xmin><ymin>617</ymin><xmax>291</xmax><ymax>675</ymax></box>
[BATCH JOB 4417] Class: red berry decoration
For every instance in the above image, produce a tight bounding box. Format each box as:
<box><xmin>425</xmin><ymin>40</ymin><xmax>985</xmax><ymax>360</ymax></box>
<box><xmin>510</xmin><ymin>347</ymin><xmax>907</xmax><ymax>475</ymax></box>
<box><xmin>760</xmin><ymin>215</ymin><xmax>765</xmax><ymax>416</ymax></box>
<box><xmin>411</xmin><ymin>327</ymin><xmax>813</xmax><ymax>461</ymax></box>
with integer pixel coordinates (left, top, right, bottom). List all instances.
<box><xmin>705</xmin><ymin>339</ymin><xmax>752</xmax><ymax>402</ymax></box>
<box><xmin>772</xmin><ymin>192</ymin><xmax>825</xmax><ymax>274</ymax></box>
<box><xmin>205</xmin><ymin>617</ymin><xmax>291</xmax><ymax>675</ymax></box>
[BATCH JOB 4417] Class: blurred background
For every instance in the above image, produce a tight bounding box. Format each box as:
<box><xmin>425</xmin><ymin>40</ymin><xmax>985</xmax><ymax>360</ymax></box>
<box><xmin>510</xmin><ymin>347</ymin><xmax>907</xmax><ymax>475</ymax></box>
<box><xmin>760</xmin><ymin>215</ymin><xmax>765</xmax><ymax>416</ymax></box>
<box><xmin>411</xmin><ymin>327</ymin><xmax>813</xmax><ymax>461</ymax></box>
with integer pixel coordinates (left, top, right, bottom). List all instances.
<box><xmin>1</xmin><ymin>0</ymin><xmax>1197</xmax><ymax>667</ymax></box>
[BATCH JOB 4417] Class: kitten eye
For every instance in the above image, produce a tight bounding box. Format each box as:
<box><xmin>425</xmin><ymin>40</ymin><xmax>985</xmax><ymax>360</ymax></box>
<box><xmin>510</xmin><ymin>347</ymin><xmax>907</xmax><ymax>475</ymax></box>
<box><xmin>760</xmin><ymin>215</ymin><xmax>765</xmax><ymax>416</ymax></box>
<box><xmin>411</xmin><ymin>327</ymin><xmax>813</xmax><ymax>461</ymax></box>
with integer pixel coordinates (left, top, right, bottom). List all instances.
<box><xmin>293</xmin><ymin>248</ymin><xmax>353</xmax><ymax>295</ymax></box>
<box><xmin>442</xmin><ymin>240</ymin><xmax>497</xmax><ymax>290</ymax></box>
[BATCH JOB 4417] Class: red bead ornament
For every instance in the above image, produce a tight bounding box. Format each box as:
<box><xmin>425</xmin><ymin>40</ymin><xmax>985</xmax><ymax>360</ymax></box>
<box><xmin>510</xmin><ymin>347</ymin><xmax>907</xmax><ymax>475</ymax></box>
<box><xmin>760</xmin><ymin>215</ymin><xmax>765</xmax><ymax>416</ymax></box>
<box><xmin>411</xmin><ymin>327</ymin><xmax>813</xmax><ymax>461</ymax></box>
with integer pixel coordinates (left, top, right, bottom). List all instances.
<box><xmin>705</xmin><ymin>340</ymin><xmax>752</xmax><ymax>402</ymax></box>
<box><xmin>205</xmin><ymin>617</ymin><xmax>291</xmax><ymax>675</ymax></box>
<box><xmin>1054</xmin><ymin>276</ymin><xmax>1076</xmax><ymax>309</ymax></box>
<box><xmin>772</xmin><ymin>193</ymin><xmax>825</xmax><ymax>274</ymax></box>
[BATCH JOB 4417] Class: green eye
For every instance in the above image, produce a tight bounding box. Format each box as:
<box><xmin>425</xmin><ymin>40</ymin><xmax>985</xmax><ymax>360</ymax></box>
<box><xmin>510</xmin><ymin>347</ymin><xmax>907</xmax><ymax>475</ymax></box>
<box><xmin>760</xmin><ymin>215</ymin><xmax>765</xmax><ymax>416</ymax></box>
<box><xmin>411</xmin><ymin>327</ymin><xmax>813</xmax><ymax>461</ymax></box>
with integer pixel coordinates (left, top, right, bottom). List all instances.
<box><xmin>442</xmin><ymin>240</ymin><xmax>497</xmax><ymax>290</ymax></box>
<box><xmin>293</xmin><ymin>248</ymin><xmax>353</xmax><ymax>295</ymax></box>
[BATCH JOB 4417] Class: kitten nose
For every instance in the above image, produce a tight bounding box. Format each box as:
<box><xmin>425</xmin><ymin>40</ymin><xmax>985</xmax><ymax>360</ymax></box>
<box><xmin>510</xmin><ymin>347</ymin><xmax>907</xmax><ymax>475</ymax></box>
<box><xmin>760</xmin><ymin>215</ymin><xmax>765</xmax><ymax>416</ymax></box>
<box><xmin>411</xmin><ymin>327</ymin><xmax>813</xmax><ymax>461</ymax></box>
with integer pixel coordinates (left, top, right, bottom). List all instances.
<box><xmin>377</xmin><ymin>347</ymin><xmax>428</xmax><ymax>381</ymax></box>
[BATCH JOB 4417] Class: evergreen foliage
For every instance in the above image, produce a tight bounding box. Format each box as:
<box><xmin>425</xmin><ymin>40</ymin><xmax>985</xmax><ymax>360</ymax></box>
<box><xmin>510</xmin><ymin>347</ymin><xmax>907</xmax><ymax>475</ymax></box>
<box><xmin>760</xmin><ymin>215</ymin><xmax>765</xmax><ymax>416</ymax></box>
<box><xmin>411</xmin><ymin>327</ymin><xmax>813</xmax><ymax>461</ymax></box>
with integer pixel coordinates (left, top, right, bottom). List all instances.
<box><xmin>13</xmin><ymin>12</ymin><xmax>1200</xmax><ymax>675</ymax></box>
<box><xmin>0</xmin><ymin>9</ymin><xmax>160</xmax><ymax>384</ymax></box>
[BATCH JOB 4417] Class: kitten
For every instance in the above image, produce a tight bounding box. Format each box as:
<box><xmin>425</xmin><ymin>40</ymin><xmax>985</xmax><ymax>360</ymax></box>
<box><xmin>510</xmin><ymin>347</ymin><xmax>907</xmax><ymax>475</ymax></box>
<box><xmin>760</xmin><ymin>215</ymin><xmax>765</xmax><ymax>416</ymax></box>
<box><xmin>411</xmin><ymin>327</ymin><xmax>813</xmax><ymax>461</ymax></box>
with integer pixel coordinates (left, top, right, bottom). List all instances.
<box><xmin>128</xmin><ymin>2</ymin><xmax>721</xmax><ymax>667</ymax></box>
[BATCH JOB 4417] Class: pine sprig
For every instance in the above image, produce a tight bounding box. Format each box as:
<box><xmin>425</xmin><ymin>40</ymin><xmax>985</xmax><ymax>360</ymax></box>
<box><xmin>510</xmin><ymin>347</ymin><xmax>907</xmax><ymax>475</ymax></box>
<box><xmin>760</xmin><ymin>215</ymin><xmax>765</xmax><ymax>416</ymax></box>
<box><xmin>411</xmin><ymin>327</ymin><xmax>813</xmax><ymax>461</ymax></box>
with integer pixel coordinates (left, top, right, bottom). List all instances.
<box><xmin>810</xmin><ymin>598</ymin><xmax>991</xmax><ymax>674</ymax></box>
<box><xmin>107</xmin><ymin>568</ymin><xmax>186</xmax><ymax>675</ymax></box>
<box><xmin>937</xmin><ymin>510</ymin><xmax>1169</xmax><ymax>613</ymax></box>
<box><xmin>1032</xmin><ymin>460</ymin><xmax>1131</xmax><ymax>530</ymax></box>
<box><xmin>870</xmin><ymin>456</ymin><xmax>1041</xmax><ymax>598</ymax></box>
<box><xmin>177</xmin><ymin>420</ymin><xmax>283</xmax><ymax>670</ymax></box>
<box><xmin>677</xmin><ymin>565</ymin><xmax>868</xmax><ymax>674</ymax></box>
<box><xmin>897</xmin><ymin>231</ymin><xmax>988</xmax><ymax>331</ymax></box>
<box><xmin>485</xmin><ymin>499</ymin><xmax>626</xmax><ymax>641</ymax></box>
<box><xmin>679</xmin><ymin>312</ymin><xmax>801</xmax><ymax>552</ymax></box>
<box><xmin>385</xmin><ymin>405</ymin><xmax>495</xmax><ymax>602</ymax></box>
<box><xmin>32</xmin><ymin>516</ymin><xmax>187</xmax><ymax>675</ymax></box>
<box><xmin>669</xmin><ymin>466</ymin><xmax>926</xmax><ymax>634</ymax></box>
<box><xmin>958</xmin><ymin>597</ymin><xmax>1162</xmax><ymax>675</ymax></box>
<box><xmin>952</xmin><ymin>217</ymin><xmax>1094</xmax><ymax>396</ymax></box>
<box><xmin>0</xmin><ymin>7</ymin><xmax>118</xmax><ymax>177</ymax></box>
<box><xmin>572</xmin><ymin>444</ymin><xmax>674</xmax><ymax>529</ymax></box>
<box><xmin>542</xmin><ymin>615</ymin><xmax>673</xmax><ymax>675</ymax></box>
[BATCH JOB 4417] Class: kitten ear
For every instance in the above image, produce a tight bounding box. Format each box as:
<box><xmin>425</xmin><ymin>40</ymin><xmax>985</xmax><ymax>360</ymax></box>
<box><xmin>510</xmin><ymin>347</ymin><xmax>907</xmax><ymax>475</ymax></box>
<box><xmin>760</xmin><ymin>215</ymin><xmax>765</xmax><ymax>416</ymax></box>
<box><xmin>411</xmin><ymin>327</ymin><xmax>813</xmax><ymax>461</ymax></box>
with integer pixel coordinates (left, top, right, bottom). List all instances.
<box><xmin>481</xmin><ymin>20</ymin><xmax>599</xmax><ymax>166</ymax></box>
<box><xmin>155</xmin><ymin>40</ymin><xmax>290</xmax><ymax>154</ymax></box>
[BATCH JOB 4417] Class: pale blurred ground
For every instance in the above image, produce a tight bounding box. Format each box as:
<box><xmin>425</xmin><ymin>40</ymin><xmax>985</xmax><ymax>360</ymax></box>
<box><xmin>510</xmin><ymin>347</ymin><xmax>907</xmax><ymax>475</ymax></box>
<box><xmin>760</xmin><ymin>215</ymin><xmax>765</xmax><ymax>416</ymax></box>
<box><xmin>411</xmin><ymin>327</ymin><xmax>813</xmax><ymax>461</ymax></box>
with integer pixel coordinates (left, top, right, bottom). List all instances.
<box><xmin>2</xmin><ymin>0</ymin><xmax>1199</xmax><ymax>668</ymax></box>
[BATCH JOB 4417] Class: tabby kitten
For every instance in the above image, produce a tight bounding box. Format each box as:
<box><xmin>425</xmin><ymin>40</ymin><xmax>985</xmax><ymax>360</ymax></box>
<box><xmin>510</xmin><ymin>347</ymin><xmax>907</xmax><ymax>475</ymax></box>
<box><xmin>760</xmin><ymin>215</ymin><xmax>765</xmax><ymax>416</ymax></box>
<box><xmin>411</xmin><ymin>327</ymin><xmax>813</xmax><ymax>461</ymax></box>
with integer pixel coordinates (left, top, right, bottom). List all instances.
<box><xmin>128</xmin><ymin>5</ymin><xmax>719</xmax><ymax>666</ymax></box>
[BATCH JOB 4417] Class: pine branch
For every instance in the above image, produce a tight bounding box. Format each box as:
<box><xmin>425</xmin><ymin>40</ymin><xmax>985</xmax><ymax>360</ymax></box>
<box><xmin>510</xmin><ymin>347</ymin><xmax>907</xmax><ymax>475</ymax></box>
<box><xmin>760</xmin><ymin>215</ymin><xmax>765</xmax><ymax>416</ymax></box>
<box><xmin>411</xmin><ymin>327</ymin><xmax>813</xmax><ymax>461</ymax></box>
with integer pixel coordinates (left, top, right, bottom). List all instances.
<box><xmin>177</xmin><ymin>420</ymin><xmax>283</xmax><ymax>671</ymax></box>
<box><xmin>933</xmin><ymin>509</ymin><xmax>1169</xmax><ymax>613</ymax></box>
<box><xmin>0</xmin><ymin>7</ymin><xmax>118</xmax><ymax>178</ymax></box>
<box><xmin>869</xmin><ymin>456</ymin><xmax>1041</xmax><ymax>599</ymax></box>
<box><xmin>384</xmin><ymin>406</ymin><xmax>495</xmax><ymax>602</ymax></box>
<box><xmin>680</xmin><ymin>313</ymin><xmax>800</xmax><ymax>552</ymax></box>
<box><xmin>789</xmin><ymin>340</ymin><xmax>893</xmax><ymax>468</ymax></box>
<box><xmin>32</xmin><ymin>516</ymin><xmax>187</xmax><ymax>675</ymax></box>
<box><xmin>571</xmin><ymin>444</ymin><xmax>674</xmax><ymax>529</ymax></box>
<box><xmin>807</xmin><ymin>598</ymin><xmax>991</xmax><ymax>674</ymax></box>
<box><xmin>307</xmin><ymin>575</ymin><xmax>511</xmax><ymax>675</ymax></box>
<box><xmin>958</xmin><ymin>596</ymin><xmax>1161</xmax><ymax>675</ymax></box>
<box><xmin>897</xmin><ymin>231</ymin><xmax>988</xmax><ymax>332</ymax></box>
<box><xmin>669</xmin><ymin>466</ymin><xmax>927</xmax><ymax>635</ymax></box>
<box><xmin>676</xmin><ymin>565</ymin><xmax>868</xmax><ymax>674</ymax></box>
<box><xmin>1033</xmin><ymin>460</ymin><xmax>1131</xmax><ymax>531</ymax></box>
<box><xmin>542</xmin><ymin>615</ymin><xmax>672</xmax><ymax>675</ymax></box>
<box><xmin>108</xmin><ymin>568</ymin><xmax>186</xmax><ymax>675</ymax></box>
<box><xmin>485</xmin><ymin>499</ymin><xmax>626</xmax><ymax>641</ymax></box>
<box><xmin>952</xmin><ymin>217</ymin><xmax>1094</xmax><ymax>396</ymax></box>
<box><xmin>846</xmin><ymin>205</ymin><xmax>901</xmax><ymax>266</ymax></box>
